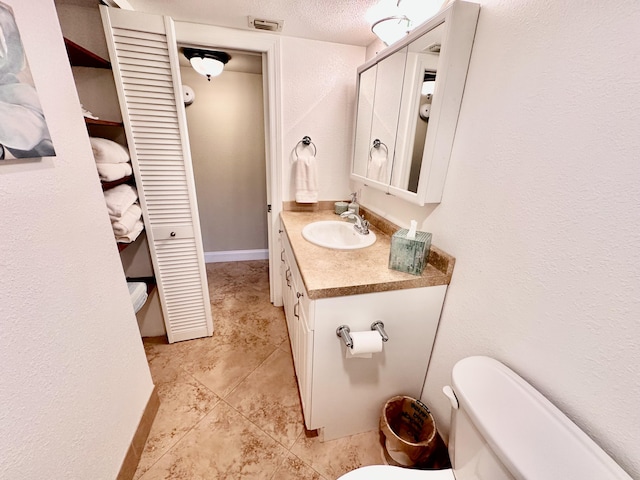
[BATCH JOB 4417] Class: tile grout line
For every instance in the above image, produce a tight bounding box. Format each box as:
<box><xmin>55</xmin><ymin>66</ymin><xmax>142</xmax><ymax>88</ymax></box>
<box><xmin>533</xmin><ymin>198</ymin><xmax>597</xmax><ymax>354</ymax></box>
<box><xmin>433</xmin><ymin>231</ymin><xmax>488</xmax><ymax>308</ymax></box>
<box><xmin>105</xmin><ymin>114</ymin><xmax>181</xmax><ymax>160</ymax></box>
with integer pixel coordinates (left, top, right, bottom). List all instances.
<box><xmin>136</xmin><ymin>397</ymin><xmax>226</xmax><ymax>480</ymax></box>
<box><xmin>133</xmin><ymin>360</ymin><xmax>224</xmax><ymax>479</ymax></box>
<box><xmin>223</xmin><ymin>397</ymin><xmax>327</xmax><ymax>480</ymax></box>
<box><xmin>140</xmin><ymin>262</ymin><xmax>340</xmax><ymax>478</ymax></box>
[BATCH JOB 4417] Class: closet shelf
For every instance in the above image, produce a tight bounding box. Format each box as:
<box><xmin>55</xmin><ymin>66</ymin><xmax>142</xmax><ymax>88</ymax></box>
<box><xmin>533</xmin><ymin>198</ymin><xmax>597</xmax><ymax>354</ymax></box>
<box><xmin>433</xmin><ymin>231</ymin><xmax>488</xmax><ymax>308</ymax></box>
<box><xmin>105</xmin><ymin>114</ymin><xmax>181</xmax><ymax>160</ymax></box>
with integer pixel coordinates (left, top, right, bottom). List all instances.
<box><xmin>64</xmin><ymin>37</ymin><xmax>111</xmax><ymax>69</ymax></box>
<box><xmin>85</xmin><ymin>117</ymin><xmax>123</xmax><ymax>128</ymax></box>
<box><xmin>102</xmin><ymin>174</ymin><xmax>134</xmax><ymax>192</ymax></box>
<box><xmin>126</xmin><ymin>276</ymin><xmax>157</xmax><ymax>295</ymax></box>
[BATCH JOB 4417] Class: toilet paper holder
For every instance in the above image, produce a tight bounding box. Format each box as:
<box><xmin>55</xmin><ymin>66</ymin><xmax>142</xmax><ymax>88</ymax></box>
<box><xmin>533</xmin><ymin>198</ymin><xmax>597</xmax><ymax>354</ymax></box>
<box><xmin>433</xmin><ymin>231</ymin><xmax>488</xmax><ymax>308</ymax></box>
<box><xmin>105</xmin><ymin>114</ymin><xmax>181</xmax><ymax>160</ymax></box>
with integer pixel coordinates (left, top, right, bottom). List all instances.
<box><xmin>336</xmin><ymin>321</ymin><xmax>389</xmax><ymax>349</ymax></box>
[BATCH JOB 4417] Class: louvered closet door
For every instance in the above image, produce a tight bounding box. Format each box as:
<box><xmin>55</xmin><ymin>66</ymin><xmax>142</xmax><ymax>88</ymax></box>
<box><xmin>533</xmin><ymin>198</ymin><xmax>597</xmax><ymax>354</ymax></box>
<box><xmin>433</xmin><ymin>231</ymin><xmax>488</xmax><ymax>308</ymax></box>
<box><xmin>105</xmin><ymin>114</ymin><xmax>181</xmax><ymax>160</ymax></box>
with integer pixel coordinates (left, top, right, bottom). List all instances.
<box><xmin>100</xmin><ymin>6</ymin><xmax>213</xmax><ymax>343</ymax></box>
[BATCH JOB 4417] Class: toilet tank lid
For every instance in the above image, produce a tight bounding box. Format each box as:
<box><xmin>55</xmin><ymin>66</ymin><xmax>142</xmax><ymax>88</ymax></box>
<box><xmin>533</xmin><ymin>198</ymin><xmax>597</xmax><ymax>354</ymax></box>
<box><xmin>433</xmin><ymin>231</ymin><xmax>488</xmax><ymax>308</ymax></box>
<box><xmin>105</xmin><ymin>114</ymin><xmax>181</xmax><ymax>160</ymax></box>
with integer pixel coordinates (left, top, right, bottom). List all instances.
<box><xmin>451</xmin><ymin>356</ymin><xmax>631</xmax><ymax>480</ymax></box>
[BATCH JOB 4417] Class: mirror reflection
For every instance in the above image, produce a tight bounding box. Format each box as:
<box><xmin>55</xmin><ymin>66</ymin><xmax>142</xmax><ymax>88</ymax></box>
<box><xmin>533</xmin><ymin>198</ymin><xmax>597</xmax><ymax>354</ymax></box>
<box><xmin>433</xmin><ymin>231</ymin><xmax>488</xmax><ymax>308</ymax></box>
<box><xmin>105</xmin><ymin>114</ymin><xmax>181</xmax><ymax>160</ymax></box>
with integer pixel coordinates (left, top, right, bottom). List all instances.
<box><xmin>390</xmin><ymin>22</ymin><xmax>444</xmax><ymax>193</ymax></box>
<box><xmin>352</xmin><ymin>65</ymin><xmax>376</xmax><ymax>179</ymax></box>
<box><xmin>352</xmin><ymin>47</ymin><xmax>407</xmax><ymax>185</ymax></box>
<box><xmin>351</xmin><ymin>1</ymin><xmax>479</xmax><ymax>205</ymax></box>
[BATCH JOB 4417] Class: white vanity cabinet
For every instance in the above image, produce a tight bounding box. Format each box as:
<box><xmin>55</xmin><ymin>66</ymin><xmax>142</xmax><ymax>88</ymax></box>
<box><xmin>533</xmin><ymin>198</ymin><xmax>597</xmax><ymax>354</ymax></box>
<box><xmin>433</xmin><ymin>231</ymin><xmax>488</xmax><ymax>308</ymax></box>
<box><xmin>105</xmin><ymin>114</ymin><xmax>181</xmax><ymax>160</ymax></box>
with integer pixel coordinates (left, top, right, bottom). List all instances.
<box><xmin>280</xmin><ymin>229</ymin><xmax>313</xmax><ymax>426</ymax></box>
<box><xmin>279</xmin><ymin>219</ymin><xmax>449</xmax><ymax>441</ymax></box>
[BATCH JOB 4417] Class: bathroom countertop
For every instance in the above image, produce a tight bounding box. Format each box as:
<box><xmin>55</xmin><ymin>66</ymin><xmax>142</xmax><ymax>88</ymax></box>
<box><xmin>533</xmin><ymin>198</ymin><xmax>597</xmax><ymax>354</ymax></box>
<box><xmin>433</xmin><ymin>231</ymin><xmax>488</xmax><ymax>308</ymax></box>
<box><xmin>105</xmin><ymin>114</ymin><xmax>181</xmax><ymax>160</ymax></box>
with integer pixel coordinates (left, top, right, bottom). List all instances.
<box><xmin>280</xmin><ymin>210</ymin><xmax>455</xmax><ymax>300</ymax></box>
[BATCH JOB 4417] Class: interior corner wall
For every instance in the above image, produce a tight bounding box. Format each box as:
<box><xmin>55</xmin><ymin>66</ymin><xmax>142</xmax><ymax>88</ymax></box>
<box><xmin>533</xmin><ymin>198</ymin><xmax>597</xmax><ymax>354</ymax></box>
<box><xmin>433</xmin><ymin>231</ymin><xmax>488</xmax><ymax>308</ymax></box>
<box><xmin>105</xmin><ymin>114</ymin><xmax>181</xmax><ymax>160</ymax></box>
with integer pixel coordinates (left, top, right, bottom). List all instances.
<box><xmin>0</xmin><ymin>1</ymin><xmax>154</xmax><ymax>478</ymax></box>
<box><xmin>365</xmin><ymin>37</ymin><xmax>386</xmax><ymax>62</ymax></box>
<box><xmin>181</xmin><ymin>66</ymin><xmax>268</xmax><ymax>252</ymax></box>
<box><xmin>56</xmin><ymin>4</ymin><xmax>123</xmax><ymax>127</ymax></box>
<box><xmin>363</xmin><ymin>0</ymin><xmax>640</xmax><ymax>477</ymax></box>
<box><xmin>281</xmin><ymin>36</ymin><xmax>365</xmax><ymax>202</ymax></box>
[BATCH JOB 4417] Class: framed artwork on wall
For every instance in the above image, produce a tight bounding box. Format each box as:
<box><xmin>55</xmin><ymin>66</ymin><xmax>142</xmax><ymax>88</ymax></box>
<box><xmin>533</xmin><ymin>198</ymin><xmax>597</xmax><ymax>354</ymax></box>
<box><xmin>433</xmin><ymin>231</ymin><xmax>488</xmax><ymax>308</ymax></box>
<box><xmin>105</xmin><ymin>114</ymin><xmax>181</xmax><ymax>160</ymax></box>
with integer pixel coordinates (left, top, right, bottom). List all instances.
<box><xmin>0</xmin><ymin>1</ymin><xmax>56</xmax><ymax>160</ymax></box>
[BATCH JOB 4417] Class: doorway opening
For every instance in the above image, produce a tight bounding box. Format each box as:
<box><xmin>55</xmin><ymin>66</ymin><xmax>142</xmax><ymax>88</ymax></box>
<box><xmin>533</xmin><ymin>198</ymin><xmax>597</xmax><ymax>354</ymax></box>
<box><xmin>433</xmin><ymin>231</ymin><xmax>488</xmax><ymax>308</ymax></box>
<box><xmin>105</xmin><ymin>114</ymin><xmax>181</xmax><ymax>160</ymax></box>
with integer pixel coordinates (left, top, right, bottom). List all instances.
<box><xmin>174</xmin><ymin>23</ymin><xmax>283</xmax><ymax>306</ymax></box>
<box><xmin>179</xmin><ymin>47</ymin><xmax>268</xmax><ymax>264</ymax></box>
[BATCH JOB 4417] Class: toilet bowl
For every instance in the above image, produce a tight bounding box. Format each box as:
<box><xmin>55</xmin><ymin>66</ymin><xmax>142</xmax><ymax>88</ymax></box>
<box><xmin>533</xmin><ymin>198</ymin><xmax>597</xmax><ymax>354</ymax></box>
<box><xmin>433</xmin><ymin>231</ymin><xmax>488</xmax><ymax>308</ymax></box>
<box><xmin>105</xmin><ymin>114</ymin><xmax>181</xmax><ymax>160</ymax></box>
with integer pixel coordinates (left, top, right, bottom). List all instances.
<box><xmin>338</xmin><ymin>356</ymin><xmax>632</xmax><ymax>480</ymax></box>
<box><xmin>338</xmin><ymin>465</ymin><xmax>454</xmax><ymax>479</ymax></box>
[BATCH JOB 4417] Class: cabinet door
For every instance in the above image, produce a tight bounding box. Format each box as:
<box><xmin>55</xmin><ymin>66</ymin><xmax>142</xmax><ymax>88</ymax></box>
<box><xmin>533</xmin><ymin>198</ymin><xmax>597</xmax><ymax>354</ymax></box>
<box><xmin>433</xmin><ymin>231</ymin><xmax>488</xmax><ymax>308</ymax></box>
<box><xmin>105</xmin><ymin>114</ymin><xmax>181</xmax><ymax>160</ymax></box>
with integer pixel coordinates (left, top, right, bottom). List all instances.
<box><xmin>297</xmin><ymin>298</ymin><xmax>314</xmax><ymax>428</ymax></box>
<box><xmin>279</xmin><ymin>230</ymin><xmax>297</xmax><ymax>355</ymax></box>
<box><xmin>282</xmin><ymin>257</ymin><xmax>295</xmax><ymax>350</ymax></box>
<box><xmin>280</xmin><ymin>228</ymin><xmax>314</xmax><ymax>428</ymax></box>
<box><xmin>101</xmin><ymin>6</ymin><xmax>212</xmax><ymax>343</ymax></box>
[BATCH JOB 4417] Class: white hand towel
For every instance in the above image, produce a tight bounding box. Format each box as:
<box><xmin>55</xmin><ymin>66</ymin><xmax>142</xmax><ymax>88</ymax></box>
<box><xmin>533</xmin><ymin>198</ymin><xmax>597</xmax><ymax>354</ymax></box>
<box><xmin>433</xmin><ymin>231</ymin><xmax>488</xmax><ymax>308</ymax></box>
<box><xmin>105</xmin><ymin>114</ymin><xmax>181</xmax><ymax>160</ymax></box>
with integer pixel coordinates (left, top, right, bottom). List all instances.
<box><xmin>116</xmin><ymin>218</ymin><xmax>144</xmax><ymax>243</ymax></box>
<box><xmin>295</xmin><ymin>154</ymin><xmax>318</xmax><ymax>203</ymax></box>
<box><xmin>90</xmin><ymin>137</ymin><xmax>130</xmax><ymax>164</ymax></box>
<box><xmin>368</xmin><ymin>148</ymin><xmax>388</xmax><ymax>183</ymax></box>
<box><xmin>104</xmin><ymin>184</ymin><xmax>138</xmax><ymax>218</ymax></box>
<box><xmin>96</xmin><ymin>162</ymin><xmax>132</xmax><ymax>182</ymax></box>
<box><xmin>111</xmin><ymin>203</ymin><xmax>142</xmax><ymax>236</ymax></box>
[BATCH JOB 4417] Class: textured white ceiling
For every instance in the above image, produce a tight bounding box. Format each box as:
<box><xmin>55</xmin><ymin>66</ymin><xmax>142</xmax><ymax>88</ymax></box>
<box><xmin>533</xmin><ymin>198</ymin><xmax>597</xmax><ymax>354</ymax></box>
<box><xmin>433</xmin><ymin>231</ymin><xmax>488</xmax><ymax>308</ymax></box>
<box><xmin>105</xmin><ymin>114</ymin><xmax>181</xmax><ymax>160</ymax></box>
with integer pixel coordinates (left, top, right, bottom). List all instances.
<box><xmin>121</xmin><ymin>0</ymin><xmax>380</xmax><ymax>46</ymax></box>
<box><xmin>55</xmin><ymin>0</ymin><xmax>378</xmax><ymax>46</ymax></box>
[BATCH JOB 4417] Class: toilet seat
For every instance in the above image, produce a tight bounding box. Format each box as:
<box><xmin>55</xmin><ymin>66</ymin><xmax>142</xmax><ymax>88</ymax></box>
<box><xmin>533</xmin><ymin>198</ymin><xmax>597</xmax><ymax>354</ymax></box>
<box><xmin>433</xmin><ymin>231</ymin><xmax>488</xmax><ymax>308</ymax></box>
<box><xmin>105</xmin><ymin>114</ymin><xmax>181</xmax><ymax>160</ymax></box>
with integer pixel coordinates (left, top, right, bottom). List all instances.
<box><xmin>337</xmin><ymin>465</ymin><xmax>455</xmax><ymax>479</ymax></box>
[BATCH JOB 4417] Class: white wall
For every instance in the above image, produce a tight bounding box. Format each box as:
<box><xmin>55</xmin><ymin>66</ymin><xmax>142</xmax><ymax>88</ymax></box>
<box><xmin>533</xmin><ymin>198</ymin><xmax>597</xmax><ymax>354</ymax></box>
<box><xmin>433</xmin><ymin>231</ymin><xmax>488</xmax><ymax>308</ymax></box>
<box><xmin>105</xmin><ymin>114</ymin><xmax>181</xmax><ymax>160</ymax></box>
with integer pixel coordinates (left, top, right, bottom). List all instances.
<box><xmin>362</xmin><ymin>0</ymin><xmax>639</xmax><ymax>476</ymax></box>
<box><xmin>0</xmin><ymin>1</ymin><xmax>154</xmax><ymax>478</ymax></box>
<box><xmin>281</xmin><ymin>36</ymin><xmax>364</xmax><ymax>202</ymax></box>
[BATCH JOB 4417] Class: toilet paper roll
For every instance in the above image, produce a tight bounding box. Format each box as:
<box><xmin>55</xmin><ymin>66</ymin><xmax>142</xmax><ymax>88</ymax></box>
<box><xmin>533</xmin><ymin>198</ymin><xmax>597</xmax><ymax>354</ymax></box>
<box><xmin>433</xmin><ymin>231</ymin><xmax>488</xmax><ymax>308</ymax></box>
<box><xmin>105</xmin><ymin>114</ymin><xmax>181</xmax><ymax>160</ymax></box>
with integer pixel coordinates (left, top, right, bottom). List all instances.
<box><xmin>345</xmin><ymin>331</ymin><xmax>383</xmax><ymax>359</ymax></box>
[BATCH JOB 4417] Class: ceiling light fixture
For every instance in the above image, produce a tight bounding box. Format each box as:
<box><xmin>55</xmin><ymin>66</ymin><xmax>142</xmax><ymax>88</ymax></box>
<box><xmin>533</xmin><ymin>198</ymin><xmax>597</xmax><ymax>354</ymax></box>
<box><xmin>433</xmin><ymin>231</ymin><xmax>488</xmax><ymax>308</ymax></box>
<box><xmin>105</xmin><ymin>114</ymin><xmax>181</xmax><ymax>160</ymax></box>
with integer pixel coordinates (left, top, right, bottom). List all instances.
<box><xmin>368</xmin><ymin>0</ymin><xmax>448</xmax><ymax>46</ymax></box>
<box><xmin>371</xmin><ymin>15</ymin><xmax>412</xmax><ymax>46</ymax></box>
<box><xmin>183</xmin><ymin>48</ymin><xmax>231</xmax><ymax>81</ymax></box>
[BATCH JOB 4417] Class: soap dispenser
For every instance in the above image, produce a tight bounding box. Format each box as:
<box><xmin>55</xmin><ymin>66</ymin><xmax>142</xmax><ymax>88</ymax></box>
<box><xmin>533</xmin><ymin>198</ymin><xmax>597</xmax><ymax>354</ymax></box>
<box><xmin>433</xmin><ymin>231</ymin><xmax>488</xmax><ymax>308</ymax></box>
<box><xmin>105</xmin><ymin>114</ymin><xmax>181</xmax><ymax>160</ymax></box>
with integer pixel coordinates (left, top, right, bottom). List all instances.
<box><xmin>348</xmin><ymin>192</ymin><xmax>360</xmax><ymax>216</ymax></box>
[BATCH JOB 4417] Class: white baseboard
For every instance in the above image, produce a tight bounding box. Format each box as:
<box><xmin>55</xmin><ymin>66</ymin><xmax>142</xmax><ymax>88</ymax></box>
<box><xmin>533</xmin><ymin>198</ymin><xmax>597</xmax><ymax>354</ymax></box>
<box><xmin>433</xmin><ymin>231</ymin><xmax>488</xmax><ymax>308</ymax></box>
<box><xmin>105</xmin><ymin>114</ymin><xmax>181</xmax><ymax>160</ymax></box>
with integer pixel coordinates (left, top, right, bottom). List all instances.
<box><xmin>204</xmin><ymin>249</ymin><xmax>269</xmax><ymax>263</ymax></box>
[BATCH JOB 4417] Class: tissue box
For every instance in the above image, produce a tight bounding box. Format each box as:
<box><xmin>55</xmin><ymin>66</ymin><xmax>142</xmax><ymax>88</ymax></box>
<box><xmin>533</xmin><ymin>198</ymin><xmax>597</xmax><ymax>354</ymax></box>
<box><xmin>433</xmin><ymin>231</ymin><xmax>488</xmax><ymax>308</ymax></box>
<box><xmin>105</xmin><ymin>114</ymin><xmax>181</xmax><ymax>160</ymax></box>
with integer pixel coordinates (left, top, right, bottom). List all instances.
<box><xmin>388</xmin><ymin>229</ymin><xmax>432</xmax><ymax>276</ymax></box>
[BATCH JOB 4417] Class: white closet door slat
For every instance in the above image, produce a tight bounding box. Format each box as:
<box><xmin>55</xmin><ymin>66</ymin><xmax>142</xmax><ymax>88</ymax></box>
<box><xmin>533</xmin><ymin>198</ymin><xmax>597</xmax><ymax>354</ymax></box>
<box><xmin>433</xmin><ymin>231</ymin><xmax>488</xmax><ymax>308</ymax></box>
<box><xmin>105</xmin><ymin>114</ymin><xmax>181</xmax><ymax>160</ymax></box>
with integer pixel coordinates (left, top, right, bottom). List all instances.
<box><xmin>112</xmin><ymin>28</ymin><xmax>166</xmax><ymax>42</ymax></box>
<box><xmin>101</xmin><ymin>6</ymin><xmax>213</xmax><ymax>343</ymax></box>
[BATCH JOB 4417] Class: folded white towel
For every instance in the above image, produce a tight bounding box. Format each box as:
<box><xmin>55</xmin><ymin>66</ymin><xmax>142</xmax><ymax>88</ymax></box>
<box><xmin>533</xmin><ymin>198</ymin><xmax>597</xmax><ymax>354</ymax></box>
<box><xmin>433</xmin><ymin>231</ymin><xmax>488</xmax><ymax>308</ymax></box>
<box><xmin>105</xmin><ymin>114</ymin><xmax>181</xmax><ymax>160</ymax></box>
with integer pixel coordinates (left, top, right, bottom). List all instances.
<box><xmin>90</xmin><ymin>137</ymin><xmax>130</xmax><ymax>164</ymax></box>
<box><xmin>127</xmin><ymin>282</ymin><xmax>148</xmax><ymax>314</ymax></box>
<box><xmin>104</xmin><ymin>184</ymin><xmax>138</xmax><ymax>218</ymax></box>
<box><xmin>96</xmin><ymin>162</ymin><xmax>132</xmax><ymax>182</ymax></box>
<box><xmin>368</xmin><ymin>148</ymin><xmax>388</xmax><ymax>183</ymax></box>
<box><xmin>116</xmin><ymin>218</ymin><xmax>144</xmax><ymax>244</ymax></box>
<box><xmin>111</xmin><ymin>203</ymin><xmax>142</xmax><ymax>236</ymax></box>
<box><xmin>294</xmin><ymin>154</ymin><xmax>318</xmax><ymax>203</ymax></box>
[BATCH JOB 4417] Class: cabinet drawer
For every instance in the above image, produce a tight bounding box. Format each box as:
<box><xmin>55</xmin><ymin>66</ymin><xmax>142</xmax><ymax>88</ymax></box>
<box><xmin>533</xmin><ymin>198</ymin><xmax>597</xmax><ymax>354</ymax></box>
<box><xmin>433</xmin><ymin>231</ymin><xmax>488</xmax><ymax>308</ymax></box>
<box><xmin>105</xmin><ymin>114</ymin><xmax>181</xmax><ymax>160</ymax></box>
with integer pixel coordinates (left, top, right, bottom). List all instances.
<box><xmin>152</xmin><ymin>225</ymin><xmax>194</xmax><ymax>240</ymax></box>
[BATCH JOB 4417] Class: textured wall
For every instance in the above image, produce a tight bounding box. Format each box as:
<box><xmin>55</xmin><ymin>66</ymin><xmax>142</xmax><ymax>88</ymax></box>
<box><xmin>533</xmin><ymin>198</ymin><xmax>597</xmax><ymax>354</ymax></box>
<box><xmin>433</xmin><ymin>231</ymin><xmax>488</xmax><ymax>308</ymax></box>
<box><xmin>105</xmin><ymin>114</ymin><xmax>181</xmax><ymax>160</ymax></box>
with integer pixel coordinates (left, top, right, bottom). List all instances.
<box><xmin>0</xmin><ymin>1</ymin><xmax>154</xmax><ymax>478</ymax></box>
<box><xmin>360</xmin><ymin>0</ymin><xmax>640</xmax><ymax>476</ymax></box>
<box><xmin>281</xmin><ymin>36</ymin><xmax>365</xmax><ymax>202</ymax></box>
<box><xmin>182</xmin><ymin>67</ymin><xmax>268</xmax><ymax>252</ymax></box>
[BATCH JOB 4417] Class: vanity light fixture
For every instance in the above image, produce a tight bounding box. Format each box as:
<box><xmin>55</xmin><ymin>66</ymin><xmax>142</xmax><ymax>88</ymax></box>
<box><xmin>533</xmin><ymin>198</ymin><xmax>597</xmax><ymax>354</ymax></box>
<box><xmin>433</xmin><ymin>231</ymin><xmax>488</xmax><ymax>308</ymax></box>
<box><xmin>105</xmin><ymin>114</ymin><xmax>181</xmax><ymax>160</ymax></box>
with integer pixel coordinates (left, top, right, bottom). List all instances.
<box><xmin>183</xmin><ymin>47</ymin><xmax>231</xmax><ymax>81</ymax></box>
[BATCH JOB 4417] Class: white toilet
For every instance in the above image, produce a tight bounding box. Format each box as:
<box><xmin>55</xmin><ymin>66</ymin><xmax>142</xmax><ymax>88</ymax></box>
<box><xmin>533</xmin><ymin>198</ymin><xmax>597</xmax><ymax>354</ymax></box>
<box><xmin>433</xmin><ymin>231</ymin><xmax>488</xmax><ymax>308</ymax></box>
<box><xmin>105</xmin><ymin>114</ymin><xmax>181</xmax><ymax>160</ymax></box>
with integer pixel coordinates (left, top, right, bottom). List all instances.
<box><xmin>339</xmin><ymin>356</ymin><xmax>632</xmax><ymax>479</ymax></box>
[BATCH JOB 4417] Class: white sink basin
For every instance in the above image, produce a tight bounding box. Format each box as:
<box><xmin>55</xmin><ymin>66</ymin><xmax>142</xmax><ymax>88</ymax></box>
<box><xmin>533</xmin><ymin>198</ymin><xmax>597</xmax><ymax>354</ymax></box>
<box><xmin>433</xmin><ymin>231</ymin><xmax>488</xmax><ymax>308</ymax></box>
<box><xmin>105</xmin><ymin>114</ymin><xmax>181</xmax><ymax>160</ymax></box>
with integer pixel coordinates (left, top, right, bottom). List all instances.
<box><xmin>301</xmin><ymin>221</ymin><xmax>376</xmax><ymax>250</ymax></box>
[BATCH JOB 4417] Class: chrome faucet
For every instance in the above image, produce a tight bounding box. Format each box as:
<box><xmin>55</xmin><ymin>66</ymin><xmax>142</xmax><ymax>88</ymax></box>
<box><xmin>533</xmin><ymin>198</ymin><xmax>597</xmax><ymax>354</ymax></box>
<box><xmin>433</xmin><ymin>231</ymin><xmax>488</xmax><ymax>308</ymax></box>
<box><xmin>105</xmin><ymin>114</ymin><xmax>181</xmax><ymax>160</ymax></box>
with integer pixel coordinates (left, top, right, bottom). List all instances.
<box><xmin>340</xmin><ymin>211</ymin><xmax>370</xmax><ymax>235</ymax></box>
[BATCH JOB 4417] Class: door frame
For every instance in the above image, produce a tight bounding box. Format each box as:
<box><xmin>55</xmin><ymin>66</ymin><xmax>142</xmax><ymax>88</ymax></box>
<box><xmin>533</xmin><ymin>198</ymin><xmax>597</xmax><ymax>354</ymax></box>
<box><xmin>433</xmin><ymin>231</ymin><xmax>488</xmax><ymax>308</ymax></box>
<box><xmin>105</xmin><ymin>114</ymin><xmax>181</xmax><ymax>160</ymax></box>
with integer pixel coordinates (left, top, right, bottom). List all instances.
<box><xmin>173</xmin><ymin>23</ymin><xmax>283</xmax><ymax>306</ymax></box>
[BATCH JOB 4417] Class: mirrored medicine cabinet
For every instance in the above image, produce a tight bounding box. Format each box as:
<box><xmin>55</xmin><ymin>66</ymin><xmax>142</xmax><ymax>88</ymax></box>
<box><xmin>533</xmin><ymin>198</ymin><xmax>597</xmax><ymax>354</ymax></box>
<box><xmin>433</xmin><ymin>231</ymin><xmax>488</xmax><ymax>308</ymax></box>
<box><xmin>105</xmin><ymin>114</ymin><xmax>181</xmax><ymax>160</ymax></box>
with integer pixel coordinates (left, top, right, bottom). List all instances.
<box><xmin>351</xmin><ymin>1</ymin><xmax>480</xmax><ymax>205</ymax></box>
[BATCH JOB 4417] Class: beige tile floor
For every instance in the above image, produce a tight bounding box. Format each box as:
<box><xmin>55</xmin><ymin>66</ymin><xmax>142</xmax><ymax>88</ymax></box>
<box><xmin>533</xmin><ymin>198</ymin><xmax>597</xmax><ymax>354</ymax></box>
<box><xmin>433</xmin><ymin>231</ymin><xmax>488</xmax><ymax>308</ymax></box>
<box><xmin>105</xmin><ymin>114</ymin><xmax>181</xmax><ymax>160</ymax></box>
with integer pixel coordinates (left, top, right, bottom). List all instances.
<box><xmin>135</xmin><ymin>260</ymin><xmax>385</xmax><ymax>479</ymax></box>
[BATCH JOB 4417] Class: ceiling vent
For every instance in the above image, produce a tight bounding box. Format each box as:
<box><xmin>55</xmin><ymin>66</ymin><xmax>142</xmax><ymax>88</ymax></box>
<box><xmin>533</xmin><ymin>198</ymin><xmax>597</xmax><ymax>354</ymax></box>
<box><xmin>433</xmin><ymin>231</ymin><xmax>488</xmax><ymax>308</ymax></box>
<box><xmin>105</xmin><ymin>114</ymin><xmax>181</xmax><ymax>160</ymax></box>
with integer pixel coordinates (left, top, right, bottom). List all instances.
<box><xmin>248</xmin><ymin>16</ymin><xmax>284</xmax><ymax>32</ymax></box>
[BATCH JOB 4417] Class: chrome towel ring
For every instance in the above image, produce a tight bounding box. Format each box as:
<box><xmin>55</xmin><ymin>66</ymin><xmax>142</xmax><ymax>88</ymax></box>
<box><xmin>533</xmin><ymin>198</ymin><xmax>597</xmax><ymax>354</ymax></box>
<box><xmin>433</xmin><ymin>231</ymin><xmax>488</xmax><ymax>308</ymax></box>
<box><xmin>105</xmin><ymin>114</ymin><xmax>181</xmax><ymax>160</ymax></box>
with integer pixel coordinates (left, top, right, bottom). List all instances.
<box><xmin>295</xmin><ymin>136</ymin><xmax>317</xmax><ymax>158</ymax></box>
<box><xmin>369</xmin><ymin>138</ymin><xmax>388</xmax><ymax>158</ymax></box>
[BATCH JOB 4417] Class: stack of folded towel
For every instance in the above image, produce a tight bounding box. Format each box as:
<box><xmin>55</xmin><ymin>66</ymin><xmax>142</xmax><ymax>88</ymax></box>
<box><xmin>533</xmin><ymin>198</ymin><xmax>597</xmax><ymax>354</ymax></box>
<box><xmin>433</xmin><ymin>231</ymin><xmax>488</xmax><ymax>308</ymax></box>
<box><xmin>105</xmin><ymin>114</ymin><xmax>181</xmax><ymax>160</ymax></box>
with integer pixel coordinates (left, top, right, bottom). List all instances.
<box><xmin>90</xmin><ymin>137</ymin><xmax>133</xmax><ymax>182</ymax></box>
<box><xmin>103</xmin><ymin>184</ymin><xmax>144</xmax><ymax>243</ymax></box>
<box><xmin>91</xmin><ymin>137</ymin><xmax>144</xmax><ymax>244</ymax></box>
<box><xmin>127</xmin><ymin>281</ymin><xmax>148</xmax><ymax>314</ymax></box>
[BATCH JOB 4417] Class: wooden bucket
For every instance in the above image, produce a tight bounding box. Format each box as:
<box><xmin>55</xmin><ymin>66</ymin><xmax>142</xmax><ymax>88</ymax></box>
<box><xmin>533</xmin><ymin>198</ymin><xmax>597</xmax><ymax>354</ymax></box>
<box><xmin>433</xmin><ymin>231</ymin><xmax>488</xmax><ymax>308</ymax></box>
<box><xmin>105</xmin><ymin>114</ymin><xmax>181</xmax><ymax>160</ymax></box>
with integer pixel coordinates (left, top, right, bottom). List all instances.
<box><xmin>380</xmin><ymin>395</ymin><xmax>438</xmax><ymax>467</ymax></box>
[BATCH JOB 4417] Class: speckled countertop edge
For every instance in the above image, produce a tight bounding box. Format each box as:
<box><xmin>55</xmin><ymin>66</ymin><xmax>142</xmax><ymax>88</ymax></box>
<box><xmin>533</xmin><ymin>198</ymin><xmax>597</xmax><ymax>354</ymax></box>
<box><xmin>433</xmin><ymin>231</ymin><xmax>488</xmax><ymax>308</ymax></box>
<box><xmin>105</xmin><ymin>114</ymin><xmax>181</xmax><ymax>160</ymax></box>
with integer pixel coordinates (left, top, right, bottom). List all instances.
<box><xmin>280</xmin><ymin>210</ymin><xmax>455</xmax><ymax>300</ymax></box>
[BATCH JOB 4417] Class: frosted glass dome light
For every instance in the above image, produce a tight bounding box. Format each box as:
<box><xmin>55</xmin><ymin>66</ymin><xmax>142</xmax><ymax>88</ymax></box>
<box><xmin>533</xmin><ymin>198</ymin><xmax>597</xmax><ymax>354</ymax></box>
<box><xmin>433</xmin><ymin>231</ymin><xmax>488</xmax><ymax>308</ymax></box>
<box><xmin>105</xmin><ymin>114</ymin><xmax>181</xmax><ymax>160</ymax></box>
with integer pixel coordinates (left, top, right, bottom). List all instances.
<box><xmin>371</xmin><ymin>15</ymin><xmax>412</xmax><ymax>46</ymax></box>
<box><xmin>183</xmin><ymin>48</ymin><xmax>231</xmax><ymax>81</ymax></box>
